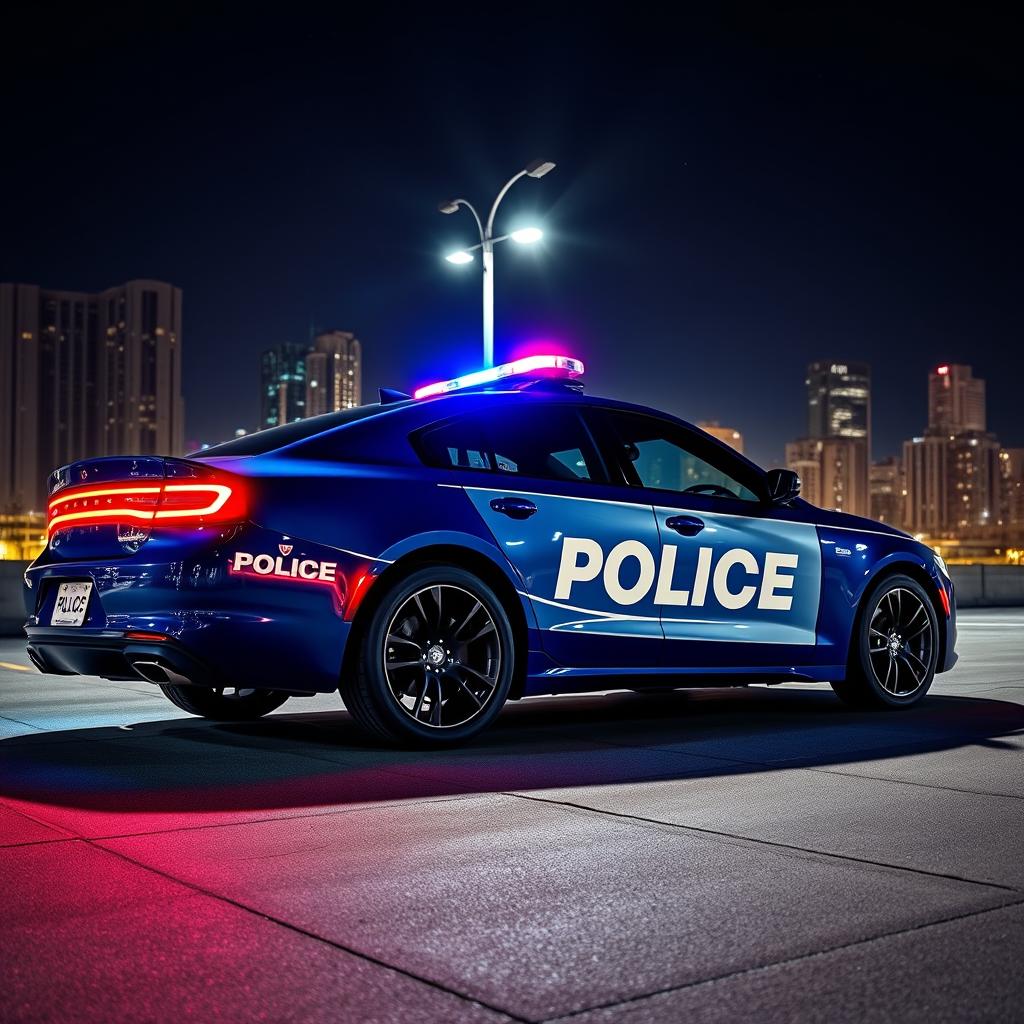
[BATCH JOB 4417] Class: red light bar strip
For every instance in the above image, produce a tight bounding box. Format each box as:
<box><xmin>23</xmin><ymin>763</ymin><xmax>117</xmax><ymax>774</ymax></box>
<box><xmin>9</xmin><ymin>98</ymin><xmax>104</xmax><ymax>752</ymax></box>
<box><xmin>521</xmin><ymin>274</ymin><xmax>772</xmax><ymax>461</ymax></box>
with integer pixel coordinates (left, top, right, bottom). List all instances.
<box><xmin>413</xmin><ymin>354</ymin><xmax>584</xmax><ymax>399</ymax></box>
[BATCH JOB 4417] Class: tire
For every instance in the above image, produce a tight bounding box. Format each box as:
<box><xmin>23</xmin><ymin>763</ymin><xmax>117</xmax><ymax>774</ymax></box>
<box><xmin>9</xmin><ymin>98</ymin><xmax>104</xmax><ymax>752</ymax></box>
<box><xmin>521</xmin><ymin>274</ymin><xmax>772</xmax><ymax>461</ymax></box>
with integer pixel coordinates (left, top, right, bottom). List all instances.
<box><xmin>159</xmin><ymin>684</ymin><xmax>289</xmax><ymax>721</ymax></box>
<box><xmin>341</xmin><ymin>565</ymin><xmax>515</xmax><ymax>747</ymax></box>
<box><xmin>831</xmin><ymin>573</ymin><xmax>939</xmax><ymax>709</ymax></box>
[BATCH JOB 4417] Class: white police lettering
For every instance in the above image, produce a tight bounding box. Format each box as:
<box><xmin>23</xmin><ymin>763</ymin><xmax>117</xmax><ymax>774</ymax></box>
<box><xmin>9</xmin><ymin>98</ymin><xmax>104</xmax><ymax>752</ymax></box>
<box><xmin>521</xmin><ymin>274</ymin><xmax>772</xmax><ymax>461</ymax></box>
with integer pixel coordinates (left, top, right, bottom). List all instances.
<box><xmin>554</xmin><ymin>537</ymin><xmax>603</xmax><ymax>599</ymax></box>
<box><xmin>758</xmin><ymin>552</ymin><xmax>799</xmax><ymax>611</ymax></box>
<box><xmin>554</xmin><ymin>537</ymin><xmax>799</xmax><ymax>611</ymax></box>
<box><xmin>232</xmin><ymin>551</ymin><xmax>337</xmax><ymax>582</ymax></box>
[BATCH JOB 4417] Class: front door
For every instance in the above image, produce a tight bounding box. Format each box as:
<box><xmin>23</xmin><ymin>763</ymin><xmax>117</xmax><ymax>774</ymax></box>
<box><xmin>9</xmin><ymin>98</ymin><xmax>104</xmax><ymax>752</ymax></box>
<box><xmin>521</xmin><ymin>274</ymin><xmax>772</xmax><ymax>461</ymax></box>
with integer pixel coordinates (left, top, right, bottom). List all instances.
<box><xmin>586</xmin><ymin>409</ymin><xmax>821</xmax><ymax>665</ymax></box>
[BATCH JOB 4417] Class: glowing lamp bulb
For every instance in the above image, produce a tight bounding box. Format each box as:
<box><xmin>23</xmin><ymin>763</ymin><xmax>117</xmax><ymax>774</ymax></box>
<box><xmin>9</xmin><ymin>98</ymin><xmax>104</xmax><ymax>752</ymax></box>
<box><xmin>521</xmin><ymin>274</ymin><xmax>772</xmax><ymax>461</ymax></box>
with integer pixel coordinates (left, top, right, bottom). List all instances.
<box><xmin>445</xmin><ymin>250</ymin><xmax>474</xmax><ymax>265</ymax></box>
<box><xmin>510</xmin><ymin>227</ymin><xmax>543</xmax><ymax>244</ymax></box>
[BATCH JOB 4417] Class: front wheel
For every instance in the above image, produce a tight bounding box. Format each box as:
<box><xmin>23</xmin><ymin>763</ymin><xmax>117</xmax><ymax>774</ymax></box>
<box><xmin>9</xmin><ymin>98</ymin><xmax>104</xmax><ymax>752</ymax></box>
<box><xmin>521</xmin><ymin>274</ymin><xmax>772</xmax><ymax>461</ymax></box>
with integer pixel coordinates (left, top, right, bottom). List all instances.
<box><xmin>341</xmin><ymin>566</ymin><xmax>515</xmax><ymax>746</ymax></box>
<box><xmin>159</xmin><ymin>684</ymin><xmax>289</xmax><ymax>720</ymax></box>
<box><xmin>831</xmin><ymin>574</ymin><xmax>939</xmax><ymax>709</ymax></box>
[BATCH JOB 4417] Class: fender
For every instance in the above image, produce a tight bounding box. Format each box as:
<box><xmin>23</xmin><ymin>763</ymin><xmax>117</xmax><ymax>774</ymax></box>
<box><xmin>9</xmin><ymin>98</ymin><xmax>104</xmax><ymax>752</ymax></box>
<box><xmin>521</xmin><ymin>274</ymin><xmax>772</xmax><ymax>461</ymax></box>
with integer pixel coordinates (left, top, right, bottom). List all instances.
<box><xmin>375</xmin><ymin>528</ymin><xmax>540</xmax><ymax>631</ymax></box>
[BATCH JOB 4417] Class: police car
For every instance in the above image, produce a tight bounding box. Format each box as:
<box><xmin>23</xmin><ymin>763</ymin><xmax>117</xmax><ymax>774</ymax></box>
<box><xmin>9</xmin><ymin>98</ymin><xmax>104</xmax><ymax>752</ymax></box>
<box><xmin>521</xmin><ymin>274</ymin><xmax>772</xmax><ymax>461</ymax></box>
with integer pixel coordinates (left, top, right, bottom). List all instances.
<box><xmin>24</xmin><ymin>355</ymin><xmax>957</xmax><ymax>745</ymax></box>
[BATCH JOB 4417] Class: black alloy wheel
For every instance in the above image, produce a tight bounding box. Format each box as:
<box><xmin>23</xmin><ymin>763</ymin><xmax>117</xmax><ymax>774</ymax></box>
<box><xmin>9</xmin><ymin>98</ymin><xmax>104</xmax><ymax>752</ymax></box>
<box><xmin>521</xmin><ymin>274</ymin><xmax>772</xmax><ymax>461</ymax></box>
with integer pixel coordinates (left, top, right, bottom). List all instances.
<box><xmin>831</xmin><ymin>573</ymin><xmax>939</xmax><ymax>709</ymax></box>
<box><xmin>342</xmin><ymin>566</ymin><xmax>515</xmax><ymax>746</ymax></box>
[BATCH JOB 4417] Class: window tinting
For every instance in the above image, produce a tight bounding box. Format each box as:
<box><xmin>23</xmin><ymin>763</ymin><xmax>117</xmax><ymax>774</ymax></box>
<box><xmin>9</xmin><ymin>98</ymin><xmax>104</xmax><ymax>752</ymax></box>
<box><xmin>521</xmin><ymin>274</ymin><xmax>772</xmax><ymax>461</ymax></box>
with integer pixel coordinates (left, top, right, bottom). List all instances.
<box><xmin>415</xmin><ymin>407</ymin><xmax>605</xmax><ymax>484</ymax></box>
<box><xmin>601</xmin><ymin>411</ymin><xmax>761</xmax><ymax>501</ymax></box>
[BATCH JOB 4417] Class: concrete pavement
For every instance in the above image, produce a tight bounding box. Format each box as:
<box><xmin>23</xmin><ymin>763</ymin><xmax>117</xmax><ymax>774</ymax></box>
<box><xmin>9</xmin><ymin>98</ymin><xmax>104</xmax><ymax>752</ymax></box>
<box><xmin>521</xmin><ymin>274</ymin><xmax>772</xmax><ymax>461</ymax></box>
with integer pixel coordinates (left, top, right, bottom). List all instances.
<box><xmin>1</xmin><ymin>610</ymin><xmax>1022</xmax><ymax>1022</ymax></box>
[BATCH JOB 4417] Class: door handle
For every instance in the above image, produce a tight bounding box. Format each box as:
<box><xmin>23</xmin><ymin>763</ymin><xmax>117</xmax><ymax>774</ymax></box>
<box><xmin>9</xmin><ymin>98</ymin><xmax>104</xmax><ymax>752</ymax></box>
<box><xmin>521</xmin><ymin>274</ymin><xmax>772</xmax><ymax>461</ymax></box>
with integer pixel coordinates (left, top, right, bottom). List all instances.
<box><xmin>665</xmin><ymin>514</ymin><xmax>704</xmax><ymax>536</ymax></box>
<box><xmin>490</xmin><ymin>496</ymin><xmax>538</xmax><ymax>520</ymax></box>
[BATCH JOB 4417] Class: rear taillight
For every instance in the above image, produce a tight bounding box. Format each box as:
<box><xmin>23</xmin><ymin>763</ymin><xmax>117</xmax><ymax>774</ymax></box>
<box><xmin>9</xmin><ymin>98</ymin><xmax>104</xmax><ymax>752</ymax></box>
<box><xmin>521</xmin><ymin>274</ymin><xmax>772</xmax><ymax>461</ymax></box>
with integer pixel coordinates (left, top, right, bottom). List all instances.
<box><xmin>47</xmin><ymin>474</ymin><xmax>246</xmax><ymax>538</ymax></box>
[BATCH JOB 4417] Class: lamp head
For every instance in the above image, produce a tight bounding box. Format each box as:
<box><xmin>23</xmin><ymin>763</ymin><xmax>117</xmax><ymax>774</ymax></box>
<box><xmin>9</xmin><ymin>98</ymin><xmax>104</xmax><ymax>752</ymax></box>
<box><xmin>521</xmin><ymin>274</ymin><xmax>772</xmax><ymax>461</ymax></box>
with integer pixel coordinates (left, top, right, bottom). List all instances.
<box><xmin>510</xmin><ymin>227</ymin><xmax>543</xmax><ymax>244</ymax></box>
<box><xmin>438</xmin><ymin>199</ymin><xmax>460</xmax><ymax>215</ymax></box>
<box><xmin>524</xmin><ymin>159</ymin><xmax>556</xmax><ymax>179</ymax></box>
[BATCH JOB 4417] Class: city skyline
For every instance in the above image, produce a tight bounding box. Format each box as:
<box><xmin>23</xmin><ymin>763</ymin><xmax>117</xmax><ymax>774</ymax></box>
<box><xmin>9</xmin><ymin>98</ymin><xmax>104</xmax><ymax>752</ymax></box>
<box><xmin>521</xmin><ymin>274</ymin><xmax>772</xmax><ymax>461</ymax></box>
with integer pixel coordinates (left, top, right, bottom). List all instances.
<box><xmin>1</xmin><ymin>8</ymin><xmax>1021</xmax><ymax>471</ymax></box>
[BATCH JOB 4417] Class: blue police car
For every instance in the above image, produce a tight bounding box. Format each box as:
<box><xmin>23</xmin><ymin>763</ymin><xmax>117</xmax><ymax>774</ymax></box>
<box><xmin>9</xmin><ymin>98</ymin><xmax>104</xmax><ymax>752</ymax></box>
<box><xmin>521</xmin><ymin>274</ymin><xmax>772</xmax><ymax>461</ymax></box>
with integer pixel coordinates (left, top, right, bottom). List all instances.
<box><xmin>24</xmin><ymin>354</ymin><xmax>957</xmax><ymax>745</ymax></box>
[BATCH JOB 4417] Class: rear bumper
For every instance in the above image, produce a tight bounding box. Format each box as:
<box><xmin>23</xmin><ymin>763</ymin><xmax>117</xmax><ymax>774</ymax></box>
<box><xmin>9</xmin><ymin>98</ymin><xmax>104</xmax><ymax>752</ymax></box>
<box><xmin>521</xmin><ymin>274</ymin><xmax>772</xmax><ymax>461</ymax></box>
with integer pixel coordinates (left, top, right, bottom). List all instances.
<box><xmin>22</xmin><ymin>523</ymin><xmax>363</xmax><ymax>694</ymax></box>
<box><xmin>24</xmin><ymin>624</ymin><xmax>336</xmax><ymax>695</ymax></box>
<box><xmin>26</xmin><ymin>628</ymin><xmax>221</xmax><ymax>687</ymax></box>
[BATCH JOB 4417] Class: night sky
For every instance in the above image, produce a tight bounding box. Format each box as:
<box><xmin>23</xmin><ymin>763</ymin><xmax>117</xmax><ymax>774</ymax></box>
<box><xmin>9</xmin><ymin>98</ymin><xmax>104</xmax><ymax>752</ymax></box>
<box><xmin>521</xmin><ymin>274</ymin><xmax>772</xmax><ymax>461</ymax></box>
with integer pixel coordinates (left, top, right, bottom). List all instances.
<box><xmin>3</xmin><ymin>5</ymin><xmax>1021</xmax><ymax>467</ymax></box>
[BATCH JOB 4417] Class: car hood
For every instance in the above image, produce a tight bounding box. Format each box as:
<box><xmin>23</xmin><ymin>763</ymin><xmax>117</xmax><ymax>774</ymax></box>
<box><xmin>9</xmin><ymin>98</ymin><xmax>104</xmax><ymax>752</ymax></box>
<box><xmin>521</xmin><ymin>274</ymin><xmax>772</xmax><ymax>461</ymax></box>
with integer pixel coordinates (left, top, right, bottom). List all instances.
<box><xmin>805</xmin><ymin>503</ymin><xmax>911</xmax><ymax>538</ymax></box>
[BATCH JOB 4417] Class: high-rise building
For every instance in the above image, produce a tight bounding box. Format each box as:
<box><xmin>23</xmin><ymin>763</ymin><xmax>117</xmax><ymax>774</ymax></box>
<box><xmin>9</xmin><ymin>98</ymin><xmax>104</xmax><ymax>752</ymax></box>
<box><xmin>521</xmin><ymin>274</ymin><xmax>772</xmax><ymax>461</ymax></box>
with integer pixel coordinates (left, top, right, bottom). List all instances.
<box><xmin>870</xmin><ymin>456</ymin><xmax>904</xmax><ymax>527</ymax></box>
<box><xmin>1001</xmin><ymin>448</ymin><xmax>1024</xmax><ymax>528</ymax></box>
<box><xmin>928</xmin><ymin>364</ymin><xmax>985</xmax><ymax>433</ymax></box>
<box><xmin>786</xmin><ymin>361</ymin><xmax>871</xmax><ymax>516</ymax></box>
<box><xmin>904</xmin><ymin>431</ymin><xmax>1001</xmax><ymax>533</ymax></box>
<box><xmin>260</xmin><ymin>343</ymin><xmax>307</xmax><ymax>429</ymax></box>
<box><xmin>1</xmin><ymin>280</ymin><xmax>184</xmax><ymax>513</ymax></box>
<box><xmin>904</xmin><ymin>364</ymin><xmax>1001</xmax><ymax>535</ymax></box>
<box><xmin>305</xmin><ymin>330</ymin><xmax>362</xmax><ymax>416</ymax></box>
<box><xmin>786</xmin><ymin>437</ymin><xmax>868</xmax><ymax>515</ymax></box>
<box><xmin>696</xmin><ymin>421</ymin><xmax>744</xmax><ymax>454</ymax></box>
<box><xmin>806</xmin><ymin>361</ymin><xmax>871</xmax><ymax>447</ymax></box>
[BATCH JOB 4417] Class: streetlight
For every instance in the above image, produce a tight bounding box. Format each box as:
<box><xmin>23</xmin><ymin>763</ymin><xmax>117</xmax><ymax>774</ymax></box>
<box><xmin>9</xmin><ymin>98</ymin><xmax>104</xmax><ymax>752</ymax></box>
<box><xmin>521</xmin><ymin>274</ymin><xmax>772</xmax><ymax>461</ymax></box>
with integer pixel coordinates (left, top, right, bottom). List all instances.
<box><xmin>439</xmin><ymin>158</ymin><xmax>555</xmax><ymax>368</ymax></box>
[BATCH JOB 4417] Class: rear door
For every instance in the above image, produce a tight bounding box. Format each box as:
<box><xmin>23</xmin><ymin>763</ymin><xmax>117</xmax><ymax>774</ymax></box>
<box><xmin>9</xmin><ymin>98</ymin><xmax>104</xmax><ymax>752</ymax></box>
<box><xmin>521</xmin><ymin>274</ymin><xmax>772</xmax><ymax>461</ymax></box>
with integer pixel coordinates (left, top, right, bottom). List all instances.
<box><xmin>413</xmin><ymin>402</ymin><xmax>664</xmax><ymax>667</ymax></box>
<box><xmin>585</xmin><ymin>409</ymin><xmax>822</xmax><ymax>665</ymax></box>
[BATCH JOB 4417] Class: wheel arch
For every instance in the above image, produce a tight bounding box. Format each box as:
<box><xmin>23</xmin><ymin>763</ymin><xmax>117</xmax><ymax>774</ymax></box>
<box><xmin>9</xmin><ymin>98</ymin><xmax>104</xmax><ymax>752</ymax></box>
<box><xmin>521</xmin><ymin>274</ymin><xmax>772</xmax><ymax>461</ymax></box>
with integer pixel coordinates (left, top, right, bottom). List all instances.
<box><xmin>341</xmin><ymin>543</ymin><xmax>532</xmax><ymax>700</ymax></box>
<box><xmin>849</xmin><ymin>557</ymin><xmax>947</xmax><ymax>675</ymax></box>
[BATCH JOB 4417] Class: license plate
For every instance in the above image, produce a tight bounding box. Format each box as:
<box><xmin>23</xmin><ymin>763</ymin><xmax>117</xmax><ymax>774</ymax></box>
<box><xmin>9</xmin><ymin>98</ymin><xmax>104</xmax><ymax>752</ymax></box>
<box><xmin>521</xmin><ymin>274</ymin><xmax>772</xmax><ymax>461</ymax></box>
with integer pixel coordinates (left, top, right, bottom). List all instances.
<box><xmin>51</xmin><ymin>581</ymin><xmax>92</xmax><ymax>627</ymax></box>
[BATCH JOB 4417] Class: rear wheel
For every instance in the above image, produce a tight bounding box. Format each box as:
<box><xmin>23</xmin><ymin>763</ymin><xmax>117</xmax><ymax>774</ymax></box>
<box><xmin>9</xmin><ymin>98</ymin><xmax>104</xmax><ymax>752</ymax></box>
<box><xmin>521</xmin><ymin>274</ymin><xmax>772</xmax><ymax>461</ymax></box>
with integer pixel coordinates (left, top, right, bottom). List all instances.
<box><xmin>159</xmin><ymin>684</ymin><xmax>289</xmax><ymax>720</ymax></box>
<box><xmin>831</xmin><ymin>574</ymin><xmax>938</xmax><ymax>709</ymax></box>
<box><xmin>341</xmin><ymin>566</ymin><xmax>515</xmax><ymax>746</ymax></box>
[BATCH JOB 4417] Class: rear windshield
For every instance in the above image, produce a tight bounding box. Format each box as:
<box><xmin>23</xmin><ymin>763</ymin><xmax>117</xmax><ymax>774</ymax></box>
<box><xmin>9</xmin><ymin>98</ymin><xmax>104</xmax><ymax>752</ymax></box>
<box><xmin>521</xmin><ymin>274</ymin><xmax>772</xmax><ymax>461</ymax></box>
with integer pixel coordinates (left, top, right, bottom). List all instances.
<box><xmin>196</xmin><ymin>404</ymin><xmax>393</xmax><ymax>457</ymax></box>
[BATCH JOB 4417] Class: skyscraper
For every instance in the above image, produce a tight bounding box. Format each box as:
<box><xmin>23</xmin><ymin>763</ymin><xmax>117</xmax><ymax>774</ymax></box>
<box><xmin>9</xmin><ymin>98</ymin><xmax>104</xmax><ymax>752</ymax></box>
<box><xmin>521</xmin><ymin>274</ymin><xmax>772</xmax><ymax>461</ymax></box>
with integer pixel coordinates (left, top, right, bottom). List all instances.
<box><xmin>904</xmin><ymin>364</ymin><xmax>1001</xmax><ymax>535</ymax></box>
<box><xmin>870</xmin><ymin>456</ymin><xmax>904</xmax><ymax>527</ymax></box>
<box><xmin>260</xmin><ymin>344</ymin><xmax>308</xmax><ymax>429</ymax></box>
<box><xmin>928</xmin><ymin>364</ymin><xmax>985</xmax><ymax>432</ymax></box>
<box><xmin>806</xmin><ymin>361</ymin><xmax>871</xmax><ymax>447</ymax></box>
<box><xmin>1001</xmin><ymin>448</ymin><xmax>1024</xmax><ymax>529</ymax></box>
<box><xmin>305</xmin><ymin>330</ymin><xmax>362</xmax><ymax>416</ymax></box>
<box><xmin>785</xmin><ymin>437</ymin><xmax>868</xmax><ymax>516</ymax></box>
<box><xmin>1</xmin><ymin>280</ymin><xmax>184</xmax><ymax>513</ymax></box>
<box><xmin>786</xmin><ymin>360</ymin><xmax>871</xmax><ymax>515</ymax></box>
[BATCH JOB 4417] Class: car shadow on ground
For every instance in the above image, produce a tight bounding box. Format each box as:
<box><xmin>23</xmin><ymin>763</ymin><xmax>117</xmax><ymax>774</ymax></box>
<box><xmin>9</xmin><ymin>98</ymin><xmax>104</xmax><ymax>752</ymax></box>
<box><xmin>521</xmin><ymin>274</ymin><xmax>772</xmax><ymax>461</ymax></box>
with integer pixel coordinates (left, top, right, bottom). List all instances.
<box><xmin>1</xmin><ymin>686</ymin><xmax>1022</xmax><ymax>821</ymax></box>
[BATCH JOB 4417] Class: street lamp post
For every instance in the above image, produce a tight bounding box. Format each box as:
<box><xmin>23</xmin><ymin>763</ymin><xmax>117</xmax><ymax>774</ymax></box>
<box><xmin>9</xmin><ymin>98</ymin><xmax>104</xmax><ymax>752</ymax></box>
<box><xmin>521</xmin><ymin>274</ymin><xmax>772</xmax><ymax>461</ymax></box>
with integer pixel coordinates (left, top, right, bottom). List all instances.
<box><xmin>439</xmin><ymin>159</ymin><xmax>555</xmax><ymax>368</ymax></box>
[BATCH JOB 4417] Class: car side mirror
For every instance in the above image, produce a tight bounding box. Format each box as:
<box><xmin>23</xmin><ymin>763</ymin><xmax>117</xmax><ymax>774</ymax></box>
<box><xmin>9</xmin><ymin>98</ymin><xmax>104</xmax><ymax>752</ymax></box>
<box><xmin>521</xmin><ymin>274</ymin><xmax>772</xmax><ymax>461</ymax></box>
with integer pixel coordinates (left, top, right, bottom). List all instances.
<box><xmin>765</xmin><ymin>468</ymin><xmax>800</xmax><ymax>506</ymax></box>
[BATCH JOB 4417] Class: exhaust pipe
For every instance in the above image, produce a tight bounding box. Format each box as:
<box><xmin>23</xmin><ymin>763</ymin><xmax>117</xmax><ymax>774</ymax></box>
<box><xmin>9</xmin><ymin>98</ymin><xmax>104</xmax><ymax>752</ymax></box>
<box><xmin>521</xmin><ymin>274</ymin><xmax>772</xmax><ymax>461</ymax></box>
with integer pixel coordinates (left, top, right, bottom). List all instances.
<box><xmin>129</xmin><ymin>659</ymin><xmax>194</xmax><ymax>687</ymax></box>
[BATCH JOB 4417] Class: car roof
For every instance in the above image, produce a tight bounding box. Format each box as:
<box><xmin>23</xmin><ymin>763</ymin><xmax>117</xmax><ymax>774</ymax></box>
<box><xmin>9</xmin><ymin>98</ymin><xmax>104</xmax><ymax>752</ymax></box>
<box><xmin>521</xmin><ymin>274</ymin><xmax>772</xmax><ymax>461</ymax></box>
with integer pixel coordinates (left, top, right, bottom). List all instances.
<box><xmin>197</xmin><ymin>384</ymin><xmax>769</xmax><ymax>485</ymax></box>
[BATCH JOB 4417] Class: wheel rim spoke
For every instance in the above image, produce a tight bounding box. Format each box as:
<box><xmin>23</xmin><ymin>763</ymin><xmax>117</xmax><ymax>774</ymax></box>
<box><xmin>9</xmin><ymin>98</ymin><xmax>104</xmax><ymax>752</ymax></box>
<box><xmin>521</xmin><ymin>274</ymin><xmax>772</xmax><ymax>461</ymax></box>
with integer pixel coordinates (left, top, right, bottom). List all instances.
<box><xmin>453</xmin><ymin>600</ymin><xmax>481</xmax><ymax>640</ymax></box>
<box><xmin>432</xmin><ymin>586</ymin><xmax>444</xmax><ymax>631</ymax></box>
<box><xmin>387</xmin><ymin>634</ymin><xmax>421</xmax><ymax>648</ymax></box>
<box><xmin>899</xmin><ymin>654</ymin><xmax>922</xmax><ymax>687</ymax></box>
<box><xmin>455</xmin><ymin>662</ymin><xmax>496</xmax><ymax>689</ymax></box>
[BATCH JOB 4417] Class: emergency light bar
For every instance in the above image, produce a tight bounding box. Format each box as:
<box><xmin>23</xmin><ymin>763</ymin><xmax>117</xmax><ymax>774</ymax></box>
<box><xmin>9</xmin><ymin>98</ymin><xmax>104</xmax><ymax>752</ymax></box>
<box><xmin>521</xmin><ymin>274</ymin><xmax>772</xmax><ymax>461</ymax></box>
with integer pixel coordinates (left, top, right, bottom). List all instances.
<box><xmin>413</xmin><ymin>354</ymin><xmax>585</xmax><ymax>400</ymax></box>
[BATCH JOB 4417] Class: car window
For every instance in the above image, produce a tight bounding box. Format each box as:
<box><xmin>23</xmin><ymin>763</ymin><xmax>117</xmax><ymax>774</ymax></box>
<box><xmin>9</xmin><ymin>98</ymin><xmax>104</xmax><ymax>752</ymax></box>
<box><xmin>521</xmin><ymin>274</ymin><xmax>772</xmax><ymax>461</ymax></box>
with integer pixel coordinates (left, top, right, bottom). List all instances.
<box><xmin>413</xmin><ymin>406</ymin><xmax>606</xmax><ymax>484</ymax></box>
<box><xmin>596</xmin><ymin>410</ymin><xmax>762</xmax><ymax>502</ymax></box>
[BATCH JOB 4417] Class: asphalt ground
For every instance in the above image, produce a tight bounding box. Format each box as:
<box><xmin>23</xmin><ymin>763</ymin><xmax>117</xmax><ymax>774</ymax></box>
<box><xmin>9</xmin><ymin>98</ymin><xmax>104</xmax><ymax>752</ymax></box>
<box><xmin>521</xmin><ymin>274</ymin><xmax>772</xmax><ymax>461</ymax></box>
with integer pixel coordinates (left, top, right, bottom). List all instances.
<box><xmin>1</xmin><ymin>609</ymin><xmax>1022</xmax><ymax>1022</ymax></box>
